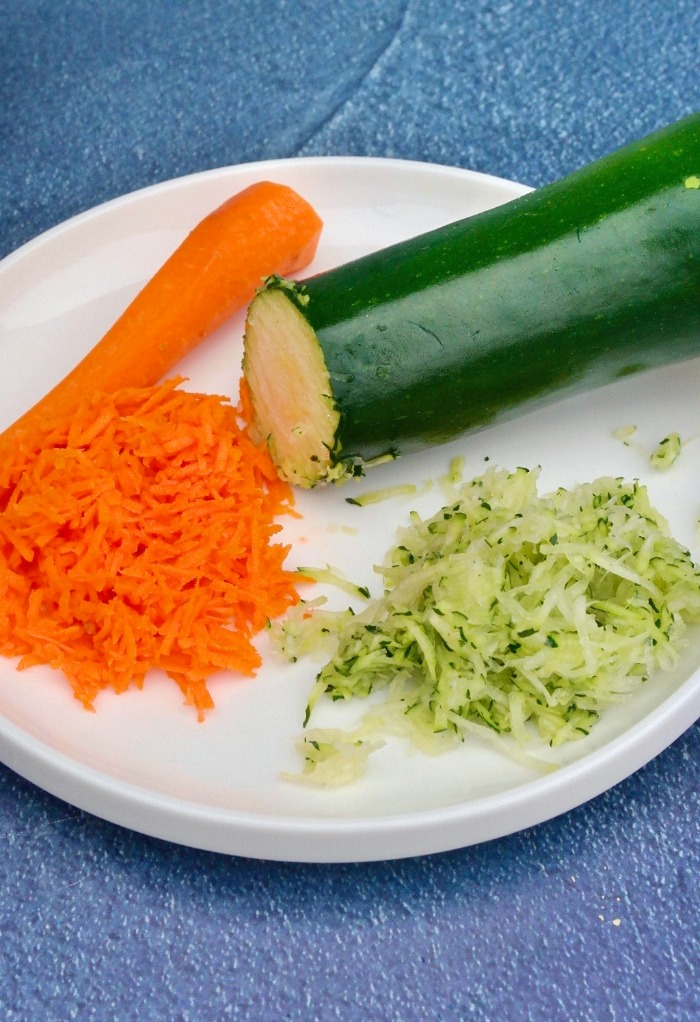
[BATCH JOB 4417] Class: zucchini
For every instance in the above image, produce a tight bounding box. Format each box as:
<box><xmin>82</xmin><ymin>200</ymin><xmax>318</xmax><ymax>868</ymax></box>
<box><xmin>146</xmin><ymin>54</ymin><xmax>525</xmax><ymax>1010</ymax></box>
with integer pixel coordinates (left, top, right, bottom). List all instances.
<box><xmin>243</xmin><ymin>114</ymin><xmax>700</xmax><ymax>487</ymax></box>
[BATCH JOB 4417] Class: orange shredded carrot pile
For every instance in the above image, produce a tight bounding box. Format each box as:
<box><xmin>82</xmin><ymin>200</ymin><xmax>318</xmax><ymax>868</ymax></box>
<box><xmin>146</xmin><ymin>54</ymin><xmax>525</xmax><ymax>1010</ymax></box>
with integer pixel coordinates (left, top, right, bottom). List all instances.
<box><xmin>0</xmin><ymin>377</ymin><xmax>301</xmax><ymax>718</ymax></box>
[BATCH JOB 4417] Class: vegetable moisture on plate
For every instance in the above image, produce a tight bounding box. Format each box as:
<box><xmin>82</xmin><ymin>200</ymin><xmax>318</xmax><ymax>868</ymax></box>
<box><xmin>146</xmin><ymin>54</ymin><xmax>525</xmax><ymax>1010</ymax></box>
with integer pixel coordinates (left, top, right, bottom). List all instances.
<box><xmin>272</xmin><ymin>467</ymin><xmax>700</xmax><ymax>785</ymax></box>
<box><xmin>243</xmin><ymin>113</ymin><xmax>700</xmax><ymax>487</ymax></box>
<box><xmin>0</xmin><ymin>380</ymin><xmax>301</xmax><ymax>717</ymax></box>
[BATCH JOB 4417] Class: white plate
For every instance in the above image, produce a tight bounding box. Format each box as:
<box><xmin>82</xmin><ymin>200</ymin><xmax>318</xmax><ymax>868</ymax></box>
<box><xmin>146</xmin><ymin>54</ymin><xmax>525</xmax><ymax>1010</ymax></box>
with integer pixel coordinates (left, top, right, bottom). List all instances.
<box><xmin>1</xmin><ymin>157</ymin><xmax>699</xmax><ymax>863</ymax></box>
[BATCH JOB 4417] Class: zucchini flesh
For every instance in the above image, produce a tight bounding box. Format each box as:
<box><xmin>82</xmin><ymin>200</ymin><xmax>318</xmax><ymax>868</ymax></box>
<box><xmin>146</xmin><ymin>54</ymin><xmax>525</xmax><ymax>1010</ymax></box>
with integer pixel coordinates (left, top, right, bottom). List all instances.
<box><xmin>243</xmin><ymin>114</ymin><xmax>700</xmax><ymax>487</ymax></box>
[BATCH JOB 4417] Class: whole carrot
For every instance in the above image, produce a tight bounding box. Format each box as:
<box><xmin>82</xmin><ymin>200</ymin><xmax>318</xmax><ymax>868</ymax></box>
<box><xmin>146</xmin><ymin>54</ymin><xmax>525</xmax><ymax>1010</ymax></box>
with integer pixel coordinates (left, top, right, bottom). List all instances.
<box><xmin>1</xmin><ymin>180</ymin><xmax>323</xmax><ymax>449</ymax></box>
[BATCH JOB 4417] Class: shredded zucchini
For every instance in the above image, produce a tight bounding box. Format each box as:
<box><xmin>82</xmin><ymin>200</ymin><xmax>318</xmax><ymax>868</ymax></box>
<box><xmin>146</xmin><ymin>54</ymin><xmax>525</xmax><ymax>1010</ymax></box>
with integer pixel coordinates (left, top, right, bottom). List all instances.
<box><xmin>345</xmin><ymin>484</ymin><xmax>418</xmax><ymax>507</ymax></box>
<box><xmin>281</xmin><ymin>729</ymin><xmax>386</xmax><ymax>786</ymax></box>
<box><xmin>649</xmin><ymin>432</ymin><xmax>682</xmax><ymax>471</ymax></box>
<box><xmin>613</xmin><ymin>426</ymin><xmax>686</xmax><ymax>470</ymax></box>
<box><xmin>613</xmin><ymin>424</ymin><xmax>638</xmax><ymax>447</ymax></box>
<box><xmin>296</xmin><ymin>565</ymin><xmax>372</xmax><ymax>601</ymax></box>
<box><xmin>273</xmin><ymin>467</ymin><xmax>700</xmax><ymax>784</ymax></box>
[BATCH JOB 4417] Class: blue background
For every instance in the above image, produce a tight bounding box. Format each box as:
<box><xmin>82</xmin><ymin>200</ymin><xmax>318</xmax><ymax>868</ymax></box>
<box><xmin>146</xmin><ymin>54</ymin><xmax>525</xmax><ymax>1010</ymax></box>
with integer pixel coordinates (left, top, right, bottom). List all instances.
<box><xmin>1</xmin><ymin>1</ymin><xmax>698</xmax><ymax>1019</ymax></box>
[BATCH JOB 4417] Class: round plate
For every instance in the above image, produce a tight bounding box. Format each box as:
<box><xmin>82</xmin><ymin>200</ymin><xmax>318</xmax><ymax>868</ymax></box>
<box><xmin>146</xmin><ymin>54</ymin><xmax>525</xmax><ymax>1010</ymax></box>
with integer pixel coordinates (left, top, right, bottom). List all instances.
<box><xmin>1</xmin><ymin>157</ymin><xmax>699</xmax><ymax>862</ymax></box>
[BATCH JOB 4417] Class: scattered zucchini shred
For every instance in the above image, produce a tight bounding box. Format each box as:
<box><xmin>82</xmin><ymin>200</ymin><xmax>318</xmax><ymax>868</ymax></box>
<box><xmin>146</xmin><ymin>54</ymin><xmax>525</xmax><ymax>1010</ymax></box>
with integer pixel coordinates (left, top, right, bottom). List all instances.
<box><xmin>613</xmin><ymin>424</ymin><xmax>638</xmax><ymax>447</ymax></box>
<box><xmin>345</xmin><ymin>483</ymin><xmax>418</xmax><ymax>507</ymax></box>
<box><xmin>271</xmin><ymin>466</ymin><xmax>700</xmax><ymax>785</ymax></box>
<box><xmin>295</xmin><ymin>565</ymin><xmax>372</xmax><ymax>601</ymax></box>
<box><xmin>649</xmin><ymin>432</ymin><xmax>683</xmax><ymax>471</ymax></box>
<box><xmin>281</xmin><ymin>729</ymin><xmax>386</xmax><ymax>786</ymax></box>
<box><xmin>613</xmin><ymin>425</ymin><xmax>687</xmax><ymax>470</ymax></box>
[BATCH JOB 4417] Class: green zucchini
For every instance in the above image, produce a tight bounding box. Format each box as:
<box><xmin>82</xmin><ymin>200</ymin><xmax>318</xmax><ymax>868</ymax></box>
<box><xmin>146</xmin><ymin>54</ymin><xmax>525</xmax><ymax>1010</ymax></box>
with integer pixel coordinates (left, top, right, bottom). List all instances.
<box><xmin>243</xmin><ymin>114</ymin><xmax>700</xmax><ymax>487</ymax></box>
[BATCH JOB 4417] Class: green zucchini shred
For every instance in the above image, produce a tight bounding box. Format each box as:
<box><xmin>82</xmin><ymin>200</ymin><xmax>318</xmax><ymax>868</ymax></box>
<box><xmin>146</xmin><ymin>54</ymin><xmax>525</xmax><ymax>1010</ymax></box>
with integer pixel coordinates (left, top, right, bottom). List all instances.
<box><xmin>613</xmin><ymin>425</ymin><xmax>638</xmax><ymax>447</ymax></box>
<box><xmin>613</xmin><ymin>426</ymin><xmax>686</xmax><ymax>470</ymax></box>
<box><xmin>280</xmin><ymin>729</ymin><xmax>386</xmax><ymax>787</ymax></box>
<box><xmin>649</xmin><ymin>432</ymin><xmax>683</xmax><ymax>471</ymax></box>
<box><xmin>345</xmin><ymin>483</ymin><xmax>418</xmax><ymax>507</ymax></box>
<box><xmin>272</xmin><ymin>466</ymin><xmax>700</xmax><ymax>785</ymax></box>
<box><xmin>296</xmin><ymin>565</ymin><xmax>372</xmax><ymax>602</ymax></box>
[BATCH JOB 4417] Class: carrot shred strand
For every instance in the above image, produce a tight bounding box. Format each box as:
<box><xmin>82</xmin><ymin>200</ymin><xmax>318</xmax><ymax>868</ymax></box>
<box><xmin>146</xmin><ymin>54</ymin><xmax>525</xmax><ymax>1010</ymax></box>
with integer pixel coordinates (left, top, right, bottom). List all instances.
<box><xmin>0</xmin><ymin>378</ymin><xmax>300</xmax><ymax>718</ymax></box>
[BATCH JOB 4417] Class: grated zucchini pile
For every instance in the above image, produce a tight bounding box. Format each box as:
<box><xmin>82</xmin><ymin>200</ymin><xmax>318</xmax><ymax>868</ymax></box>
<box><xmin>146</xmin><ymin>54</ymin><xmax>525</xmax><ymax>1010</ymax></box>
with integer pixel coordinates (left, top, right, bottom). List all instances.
<box><xmin>273</xmin><ymin>467</ymin><xmax>700</xmax><ymax>785</ymax></box>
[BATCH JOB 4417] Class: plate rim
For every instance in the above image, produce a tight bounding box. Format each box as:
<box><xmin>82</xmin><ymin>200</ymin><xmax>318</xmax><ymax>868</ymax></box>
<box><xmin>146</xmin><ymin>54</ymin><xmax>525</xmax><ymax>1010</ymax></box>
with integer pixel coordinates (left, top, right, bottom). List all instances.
<box><xmin>1</xmin><ymin>645</ymin><xmax>697</xmax><ymax>862</ymax></box>
<box><xmin>1</xmin><ymin>153</ymin><xmax>532</xmax><ymax>270</ymax></box>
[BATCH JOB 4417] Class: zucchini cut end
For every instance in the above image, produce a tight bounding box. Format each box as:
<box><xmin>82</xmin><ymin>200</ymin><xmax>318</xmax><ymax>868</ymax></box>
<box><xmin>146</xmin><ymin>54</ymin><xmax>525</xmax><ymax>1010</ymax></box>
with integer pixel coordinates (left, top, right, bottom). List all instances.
<box><xmin>243</xmin><ymin>280</ymin><xmax>343</xmax><ymax>487</ymax></box>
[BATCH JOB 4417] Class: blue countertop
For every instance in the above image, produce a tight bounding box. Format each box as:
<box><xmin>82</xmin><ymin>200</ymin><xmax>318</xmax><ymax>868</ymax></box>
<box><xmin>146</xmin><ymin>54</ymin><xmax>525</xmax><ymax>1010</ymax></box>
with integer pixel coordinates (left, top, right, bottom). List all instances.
<box><xmin>1</xmin><ymin>1</ymin><xmax>698</xmax><ymax>1019</ymax></box>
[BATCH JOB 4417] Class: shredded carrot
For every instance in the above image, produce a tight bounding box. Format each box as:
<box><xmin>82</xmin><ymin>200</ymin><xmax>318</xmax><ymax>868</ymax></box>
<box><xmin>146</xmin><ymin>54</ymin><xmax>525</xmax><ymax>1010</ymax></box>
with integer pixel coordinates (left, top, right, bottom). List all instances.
<box><xmin>0</xmin><ymin>378</ymin><xmax>301</xmax><ymax>718</ymax></box>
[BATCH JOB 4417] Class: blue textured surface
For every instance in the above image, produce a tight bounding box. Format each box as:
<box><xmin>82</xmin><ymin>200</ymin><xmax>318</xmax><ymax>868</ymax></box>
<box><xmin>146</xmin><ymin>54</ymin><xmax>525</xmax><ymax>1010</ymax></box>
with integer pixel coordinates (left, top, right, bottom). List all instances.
<box><xmin>1</xmin><ymin>1</ymin><xmax>699</xmax><ymax>1019</ymax></box>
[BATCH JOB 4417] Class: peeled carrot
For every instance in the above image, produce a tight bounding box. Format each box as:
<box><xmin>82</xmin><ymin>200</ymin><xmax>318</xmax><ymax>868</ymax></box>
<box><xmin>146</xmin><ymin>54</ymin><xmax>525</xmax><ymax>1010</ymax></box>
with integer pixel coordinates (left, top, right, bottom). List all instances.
<box><xmin>0</xmin><ymin>181</ymin><xmax>323</xmax><ymax>451</ymax></box>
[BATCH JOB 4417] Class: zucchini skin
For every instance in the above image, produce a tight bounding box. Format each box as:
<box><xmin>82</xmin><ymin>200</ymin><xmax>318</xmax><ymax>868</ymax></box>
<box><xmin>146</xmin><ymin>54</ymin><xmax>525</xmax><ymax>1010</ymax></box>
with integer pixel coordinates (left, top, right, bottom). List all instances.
<box><xmin>267</xmin><ymin>115</ymin><xmax>700</xmax><ymax>472</ymax></box>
